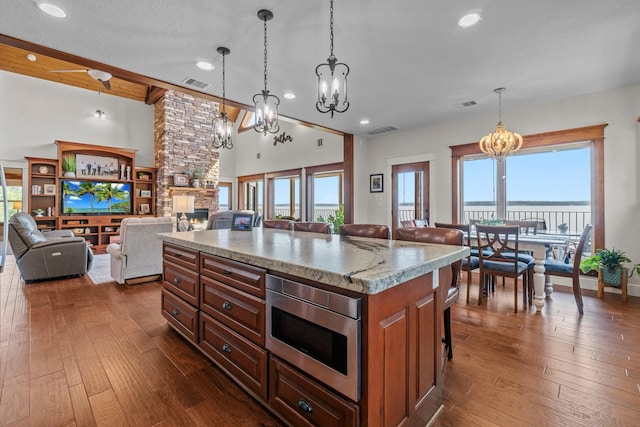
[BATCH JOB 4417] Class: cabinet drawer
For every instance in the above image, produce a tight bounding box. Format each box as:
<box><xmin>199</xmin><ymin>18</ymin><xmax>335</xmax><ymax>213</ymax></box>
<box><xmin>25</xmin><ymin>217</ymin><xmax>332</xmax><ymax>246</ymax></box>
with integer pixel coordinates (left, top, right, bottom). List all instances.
<box><xmin>164</xmin><ymin>243</ymin><xmax>199</xmax><ymax>270</ymax></box>
<box><xmin>201</xmin><ymin>254</ymin><xmax>265</xmax><ymax>298</ymax></box>
<box><xmin>161</xmin><ymin>288</ymin><xmax>198</xmax><ymax>344</ymax></box>
<box><xmin>163</xmin><ymin>262</ymin><xmax>199</xmax><ymax>307</ymax></box>
<box><xmin>199</xmin><ymin>313</ymin><xmax>268</xmax><ymax>401</ymax></box>
<box><xmin>200</xmin><ymin>275</ymin><xmax>265</xmax><ymax>346</ymax></box>
<box><xmin>269</xmin><ymin>356</ymin><xmax>359</xmax><ymax>427</ymax></box>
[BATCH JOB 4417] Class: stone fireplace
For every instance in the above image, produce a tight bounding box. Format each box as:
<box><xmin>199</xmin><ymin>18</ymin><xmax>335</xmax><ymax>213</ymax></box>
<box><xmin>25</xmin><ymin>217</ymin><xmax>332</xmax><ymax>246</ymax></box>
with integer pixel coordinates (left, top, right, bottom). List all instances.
<box><xmin>154</xmin><ymin>90</ymin><xmax>220</xmax><ymax>225</ymax></box>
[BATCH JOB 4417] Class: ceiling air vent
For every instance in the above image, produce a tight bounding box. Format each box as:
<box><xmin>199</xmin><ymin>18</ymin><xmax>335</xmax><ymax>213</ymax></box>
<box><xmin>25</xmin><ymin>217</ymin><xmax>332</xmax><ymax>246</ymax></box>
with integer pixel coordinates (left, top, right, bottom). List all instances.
<box><xmin>182</xmin><ymin>77</ymin><xmax>210</xmax><ymax>90</ymax></box>
<box><xmin>455</xmin><ymin>100</ymin><xmax>477</xmax><ymax>109</ymax></box>
<box><xmin>367</xmin><ymin>126</ymin><xmax>398</xmax><ymax>135</ymax></box>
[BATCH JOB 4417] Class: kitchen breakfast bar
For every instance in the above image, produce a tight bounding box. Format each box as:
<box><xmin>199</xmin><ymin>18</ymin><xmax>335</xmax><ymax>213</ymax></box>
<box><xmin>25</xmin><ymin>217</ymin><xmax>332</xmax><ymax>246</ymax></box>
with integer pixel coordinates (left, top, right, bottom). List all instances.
<box><xmin>159</xmin><ymin>228</ymin><xmax>468</xmax><ymax>427</ymax></box>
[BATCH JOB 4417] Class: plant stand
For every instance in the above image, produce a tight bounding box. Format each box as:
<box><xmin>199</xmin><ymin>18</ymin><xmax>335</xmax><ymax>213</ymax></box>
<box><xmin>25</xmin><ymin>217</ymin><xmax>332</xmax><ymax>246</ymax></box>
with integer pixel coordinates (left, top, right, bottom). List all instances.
<box><xmin>597</xmin><ymin>268</ymin><xmax>627</xmax><ymax>302</ymax></box>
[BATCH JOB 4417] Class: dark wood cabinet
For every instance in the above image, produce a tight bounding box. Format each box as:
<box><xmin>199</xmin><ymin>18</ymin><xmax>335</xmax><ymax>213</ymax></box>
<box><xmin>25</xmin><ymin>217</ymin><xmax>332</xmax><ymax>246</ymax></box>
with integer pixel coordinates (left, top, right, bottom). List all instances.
<box><xmin>200</xmin><ymin>275</ymin><xmax>265</xmax><ymax>346</ymax></box>
<box><xmin>162</xmin><ymin>244</ymin><xmax>200</xmax><ymax>344</ymax></box>
<box><xmin>199</xmin><ymin>312</ymin><xmax>268</xmax><ymax>400</ymax></box>
<box><xmin>270</xmin><ymin>356</ymin><xmax>359</xmax><ymax>427</ymax></box>
<box><xmin>161</xmin><ymin>242</ymin><xmax>445</xmax><ymax>427</ymax></box>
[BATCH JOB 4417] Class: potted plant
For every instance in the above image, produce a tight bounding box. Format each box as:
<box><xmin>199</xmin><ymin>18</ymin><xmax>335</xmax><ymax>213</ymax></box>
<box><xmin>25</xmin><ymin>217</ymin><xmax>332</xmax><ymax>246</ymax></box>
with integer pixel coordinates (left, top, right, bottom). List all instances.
<box><xmin>579</xmin><ymin>248</ymin><xmax>640</xmax><ymax>286</ymax></box>
<box><xmin>61</xmin><ymin>155</ymin><xmax>76</xmax><ymax>177</ymax></box>
<box><xmin>188</xmin><ymin>168</ymin><xmax>205</xmax><ymax>188</ymax></box>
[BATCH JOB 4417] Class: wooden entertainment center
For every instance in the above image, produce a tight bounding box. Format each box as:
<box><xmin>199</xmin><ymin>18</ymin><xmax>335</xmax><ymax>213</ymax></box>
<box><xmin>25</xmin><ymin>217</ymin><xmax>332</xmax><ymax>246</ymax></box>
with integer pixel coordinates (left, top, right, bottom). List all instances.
<box><xmin>26</xmin><ymin>141</ymin><xmax>156</xmax><ymax>253</ymax></box>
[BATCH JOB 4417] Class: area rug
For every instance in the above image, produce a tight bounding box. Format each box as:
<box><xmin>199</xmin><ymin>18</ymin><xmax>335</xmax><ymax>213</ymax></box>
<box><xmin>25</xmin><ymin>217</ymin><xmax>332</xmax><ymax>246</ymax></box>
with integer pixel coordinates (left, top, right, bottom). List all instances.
<box><xmin>87</xmin><ymin>254</ymin><xmax>115</xmax><ymax>285</ymax></box>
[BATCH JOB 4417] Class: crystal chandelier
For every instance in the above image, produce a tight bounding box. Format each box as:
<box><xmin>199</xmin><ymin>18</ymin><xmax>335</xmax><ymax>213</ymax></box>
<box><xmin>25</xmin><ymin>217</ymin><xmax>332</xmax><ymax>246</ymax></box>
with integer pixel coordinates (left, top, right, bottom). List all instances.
<box><xmin>315</xmin><ymin>0</ymin><xmax>349</xmax><ymax>117</ymax></box>
<box><xmin>479</xmin><ymin>88</ymin><xmax>523</xmax><ymax>158</ymax></box>
<box><xmin>212</xmin><ymin>46</ymin><xmax>233</xmax><ymax>149</ymax></box>
<box><xmin>253</xmin><ymin>9</ymin><xmax>280</xmax><ymax>136</ymax></box>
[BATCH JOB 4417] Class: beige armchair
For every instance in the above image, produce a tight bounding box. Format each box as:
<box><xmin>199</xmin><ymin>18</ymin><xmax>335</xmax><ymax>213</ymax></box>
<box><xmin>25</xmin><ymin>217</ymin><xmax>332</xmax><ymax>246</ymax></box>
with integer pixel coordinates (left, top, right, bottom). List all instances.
<box><xmin>106</xmin><ymin>216</ymin><xmax>173</xmax><ymax>284</ymax></box>
<box><xmin>7</xmin><ymin>212</ymin><xmax>93</xmax><ymax>282</ymax></box>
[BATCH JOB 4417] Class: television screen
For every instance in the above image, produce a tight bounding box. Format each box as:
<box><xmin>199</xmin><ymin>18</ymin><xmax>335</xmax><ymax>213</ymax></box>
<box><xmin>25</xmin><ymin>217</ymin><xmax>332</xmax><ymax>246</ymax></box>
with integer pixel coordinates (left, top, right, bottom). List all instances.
<box><xmin>61</xmin><ymin>180</ymin><xmax>132</xmax><ymax>215</ymax></box>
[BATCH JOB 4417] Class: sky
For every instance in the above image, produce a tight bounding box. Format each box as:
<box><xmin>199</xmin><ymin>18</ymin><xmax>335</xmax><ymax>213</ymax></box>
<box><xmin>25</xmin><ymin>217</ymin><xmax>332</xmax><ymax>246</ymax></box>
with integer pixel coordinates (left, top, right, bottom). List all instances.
<box><xmin>463</xmin><ymin>147</ymin><xmax>591</xmax><ymax>202</ymax></box>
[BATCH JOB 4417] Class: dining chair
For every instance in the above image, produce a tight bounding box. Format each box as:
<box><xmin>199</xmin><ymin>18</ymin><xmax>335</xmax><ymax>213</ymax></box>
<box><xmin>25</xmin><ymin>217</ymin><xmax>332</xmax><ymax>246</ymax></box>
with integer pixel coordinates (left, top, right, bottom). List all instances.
<box><xmin>544</xmin><ymin>224</ymin><xmax>592</xmax><ymax>315</ymax></box>
<box><xmin>395</xmin><ymin>226</ymin><xmax>463</xmax><ymax>360</ymax></box>
<box><xmin>504</xmin><ymin>220</ymin><xmax>539</xmax><ymax>235</ymax></box>
<box><xmin>434</xmin><ymin>222</ymin><xmax>480</xmax><ymax>304</ymax></box>
<box><xmin>475</xmin><ymin>225</ymin><xmax>531</xmax><ymax>313</ymax></box>
<box><xmin>262</xmin><ymin>219</ymin><xmax>294</xmax><ymax>230</ymax></box>
<box><xmin>339</xmin><ymin>224</ymin><xmax>390</xmax><ymax>239</ymax></box>
<box><xmin>291</xmin><ymin>221</ymin><xmax>332</xmax><ymax>234</ymax></box>
<box><xmin>413</xmin><ymin>219</ymin><xmax>428</xmax><ymax>227</ymax></box>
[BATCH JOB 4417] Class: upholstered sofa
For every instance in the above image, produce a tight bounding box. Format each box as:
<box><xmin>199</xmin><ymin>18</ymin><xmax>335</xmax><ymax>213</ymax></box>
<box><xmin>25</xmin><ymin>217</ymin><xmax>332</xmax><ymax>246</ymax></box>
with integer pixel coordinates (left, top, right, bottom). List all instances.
<box><xmin>8</xmin><ymin>212</ymin><xmax>93</xmax><ymax>282</ymax></box>
<box><xmin>205</xmin><ymin>210</ymin><xmax>259</xmax><ymax>230</ymax></box>
<box><xmin>106</xmin><ymin>216</ymin><xmax>173</xmax><ymax>284</ymax></box>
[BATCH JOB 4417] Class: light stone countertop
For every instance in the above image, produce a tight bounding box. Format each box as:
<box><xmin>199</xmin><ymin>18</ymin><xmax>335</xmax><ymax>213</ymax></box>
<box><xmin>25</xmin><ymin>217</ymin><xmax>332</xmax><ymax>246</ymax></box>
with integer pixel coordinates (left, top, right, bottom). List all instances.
<box><xmin>160</xmin><ymin>228</ymin><xmax>469</xmax><ymax>295</ymax></box>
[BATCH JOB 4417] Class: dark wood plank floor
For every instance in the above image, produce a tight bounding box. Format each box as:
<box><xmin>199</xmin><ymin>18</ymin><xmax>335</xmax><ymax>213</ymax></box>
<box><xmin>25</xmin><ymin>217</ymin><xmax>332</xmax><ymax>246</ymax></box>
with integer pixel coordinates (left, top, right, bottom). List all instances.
<box><xmin>2</xmin><ymin>257</ymin><xmax>639</xmax><ymax>426</ymax></box>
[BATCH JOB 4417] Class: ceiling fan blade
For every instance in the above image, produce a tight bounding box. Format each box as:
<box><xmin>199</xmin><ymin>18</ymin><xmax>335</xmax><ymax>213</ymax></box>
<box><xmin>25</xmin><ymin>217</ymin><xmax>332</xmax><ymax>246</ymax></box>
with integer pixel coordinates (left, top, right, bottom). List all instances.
<box><xmin>100</xmin><ymin>79</ymin><xmax>111</xmax><ymax>90</ymax></box>
<box><xmin>49</xmin><ymin>69</ymin><xmax>88</xmax><ymax>73</ymax></box>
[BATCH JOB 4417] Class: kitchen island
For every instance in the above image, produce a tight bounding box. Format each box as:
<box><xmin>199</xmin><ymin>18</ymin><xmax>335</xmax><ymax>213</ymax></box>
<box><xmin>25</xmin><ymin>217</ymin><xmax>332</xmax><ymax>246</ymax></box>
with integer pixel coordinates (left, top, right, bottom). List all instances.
<box><xmin>160</xmin><ymin>228</ymin><xmax>468</xmax><ymax>427</ymax></box>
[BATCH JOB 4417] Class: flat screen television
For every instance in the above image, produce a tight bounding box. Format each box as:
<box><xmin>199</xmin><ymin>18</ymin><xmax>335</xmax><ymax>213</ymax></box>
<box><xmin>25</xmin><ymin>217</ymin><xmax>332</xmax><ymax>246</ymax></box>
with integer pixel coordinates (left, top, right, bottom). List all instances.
<box><xmin>61</xmin><ymin>180</ymin><xmax>132</xmax><ymax>215</ymax></box>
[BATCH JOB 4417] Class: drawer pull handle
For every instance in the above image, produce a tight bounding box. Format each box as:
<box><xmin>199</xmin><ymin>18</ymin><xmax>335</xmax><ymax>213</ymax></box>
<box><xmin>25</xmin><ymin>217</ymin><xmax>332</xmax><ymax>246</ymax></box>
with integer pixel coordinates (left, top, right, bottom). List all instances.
<box><xmin>297</xmin><ymin>399</ymin><xmax>313</xmax><ymax>413</ymax></box>
<box><xmin>222</xmin><ymin>301</ymin><xmax>232</xmax><ymax>310</ymax></box>
<box><xmin>173</xmin><ymin>277</ymin><xmax>181</xmax><ymax>284</ymax></box>
<box><xmin>222</xmin><ymin>344</ymin><xmax>232</xmax><ymax>353</ymax></box>
<box><xmin>221</xmin><ymin>269</ymin><xmax>233</xmax><ymax>275</ymax></box>
<box><xmin>172</xmin><ymin>308</ymin><xmax>180</xmax><ymax>316</ymax></box>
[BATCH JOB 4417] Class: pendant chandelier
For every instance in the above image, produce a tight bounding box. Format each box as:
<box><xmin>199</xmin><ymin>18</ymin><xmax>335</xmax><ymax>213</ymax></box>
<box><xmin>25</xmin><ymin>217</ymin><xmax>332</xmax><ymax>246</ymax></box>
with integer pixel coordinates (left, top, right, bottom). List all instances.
<box><xmin>212</xmin><ymin>46</ymin><xmax>233</xmax><ymax>149</ymax></box>
<box><xmin>253</xmin><ymin>9</ymin><xmax>280</xmax><ymax>136</ymax></box>
<box><xmin>479</xmin><ymin>87</ymin><xmax>523</xmax><ymax>158</ymax></box>
<box><xmin>315</xmin><ymin>0</ymin><xmax>349</xmax><ymax>117</ymax></box>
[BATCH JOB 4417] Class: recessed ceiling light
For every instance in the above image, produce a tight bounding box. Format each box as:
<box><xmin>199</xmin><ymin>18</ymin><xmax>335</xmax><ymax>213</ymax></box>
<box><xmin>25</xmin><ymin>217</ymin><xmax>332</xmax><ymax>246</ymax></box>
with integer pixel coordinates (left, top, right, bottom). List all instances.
<box><xmin>458</xmin><ymin>12</ymin><xmax>482</xmax><ymax>28</ymax></box>
<box><xmin>283</xmin><ymin>92</ymin><xmax>296</xmax><ymax>100</ymax></box>
<box><xmin>360</xmin><ymin>119</ymin><xmax>370</xmax><ymax>125</ymax></box>
<box><xmin>37</xmin><ymin>3</ymin><xmax>67</xmax><ymax>18</ymax></box>
<box><xmin>26</xmin><ymin>53</ymin><xmax>37</xmax><ymax>62</ymax></box>
<box><xmin>196</xmin><ymin>61</ymin><xmax>214</xmax><ymax>71</ymax></box>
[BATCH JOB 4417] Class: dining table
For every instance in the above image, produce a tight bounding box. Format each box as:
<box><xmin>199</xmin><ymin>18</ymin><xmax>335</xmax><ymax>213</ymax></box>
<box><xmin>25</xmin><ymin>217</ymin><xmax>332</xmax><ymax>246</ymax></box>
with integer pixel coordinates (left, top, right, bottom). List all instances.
<box><xmin>470</xmin><ymin>232</ymin><xmax>572</xmax><ymax>312</ymax></box>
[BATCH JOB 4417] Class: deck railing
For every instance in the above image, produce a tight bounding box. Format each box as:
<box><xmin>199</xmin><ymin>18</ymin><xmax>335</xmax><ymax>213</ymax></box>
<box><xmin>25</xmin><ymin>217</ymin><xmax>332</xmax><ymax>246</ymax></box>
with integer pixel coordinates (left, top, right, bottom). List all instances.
<box><xmin>281</xmin><ymin>206</ymin><xmax>591</xmax><ymax>235</ymax></box>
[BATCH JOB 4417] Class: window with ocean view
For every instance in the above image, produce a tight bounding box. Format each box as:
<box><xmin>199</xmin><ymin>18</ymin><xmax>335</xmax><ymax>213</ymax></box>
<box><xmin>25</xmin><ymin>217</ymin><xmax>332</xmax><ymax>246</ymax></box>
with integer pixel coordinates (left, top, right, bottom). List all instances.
<box><xmin>312</xmin><ymin>172</ymin><xmax>342</xmax><ymax>221</ymax></box>
<box><xmin>462</xmin><ymin>146</ymin><xmax>591</xmax><ymax>234</ymax></box>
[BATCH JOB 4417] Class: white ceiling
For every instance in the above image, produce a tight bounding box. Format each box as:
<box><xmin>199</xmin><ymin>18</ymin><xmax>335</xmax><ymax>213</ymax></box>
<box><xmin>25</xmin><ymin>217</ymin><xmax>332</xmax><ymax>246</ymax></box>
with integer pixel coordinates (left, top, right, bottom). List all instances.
<box><xmin>1</xmin><ymin>0</ymin><xmax>639</xmax><ymax>137</ymax></box>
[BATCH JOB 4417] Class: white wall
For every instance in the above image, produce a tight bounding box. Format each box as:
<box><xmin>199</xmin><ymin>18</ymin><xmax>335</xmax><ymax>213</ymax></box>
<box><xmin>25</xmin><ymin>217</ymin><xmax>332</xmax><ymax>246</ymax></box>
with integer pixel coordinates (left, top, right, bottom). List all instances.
<box><xmin>361</xmin><ymin>83</ymin><xmax>640</xmax><ymax>288</ymax></box>
<box><xmin>0</xmin><ymin>72</ymin><xmax>154</xmax><ymax>165</ymax></box>
<box><xmin>232</xmin><ymin>119</ymin><xmax>343</xmax><ymax>177</ymax></box>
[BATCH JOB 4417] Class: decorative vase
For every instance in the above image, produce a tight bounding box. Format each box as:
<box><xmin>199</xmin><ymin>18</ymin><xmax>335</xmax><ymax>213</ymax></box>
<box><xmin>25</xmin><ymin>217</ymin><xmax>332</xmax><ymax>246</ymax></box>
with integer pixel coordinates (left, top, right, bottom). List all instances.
<box><xmin>601</xmin><ymin>267</ymin><xmax>625</xmax><ymax>286</ymax></box>
<box><xmin>63</xmin><ymin>171</ymin><xmax>76</xmax><ymax>177</ymax></box>
<box><xmin>192</xmin><ymin>178</ymin><xmax>200</xmax><ymax>188</ymax></box>
<box><xmin>558</xmin><ymin>223</ymin><xmax>568</xmax><ymax>233</ymax></box>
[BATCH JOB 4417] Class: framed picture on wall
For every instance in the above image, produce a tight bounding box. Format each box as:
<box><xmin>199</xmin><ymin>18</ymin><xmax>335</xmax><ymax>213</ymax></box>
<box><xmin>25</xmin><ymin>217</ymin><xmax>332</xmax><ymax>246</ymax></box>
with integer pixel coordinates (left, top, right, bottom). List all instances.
<box><xmin>370</xmin><ymin>174</ymin><xmax>383</xmax><ymax>193</ymax></box>
<box><xmin>173</xmin><ymin>173</ymin><xmax>189</xmax><ymax>187</ymax></box>
<box><xmin>140</xmin><ymin>190</ymin><xmax>151</xmax><ymax>197</ymax></box>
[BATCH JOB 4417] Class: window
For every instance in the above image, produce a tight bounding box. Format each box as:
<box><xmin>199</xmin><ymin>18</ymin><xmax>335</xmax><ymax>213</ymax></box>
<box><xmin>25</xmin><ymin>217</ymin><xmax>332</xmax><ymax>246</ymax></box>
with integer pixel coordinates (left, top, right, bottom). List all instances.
<box><xmin>238</xmin><ymin>174</ymin><xmax>264</xmax><ymax>218</ymax></box>
<box><xmin>461</xmin><ymin>146</ymin><xmax>591</xmax><ymax>234</ymax></box>
<box><xmin>0</xmin><ymin>167</ymin><xmax>23</xmax><ymax>223</ymax></box>
<box><xmin>451</xmin><ymin>124</ymin><xmax>606</xmax><ymax>252</ymax></box>
<box><xmin>217</xmin><ymin>182</ymin><xmax>232</xmax><ymax>211</ymax></box>
<box><xmin>305</xmin><ymin>163</ymin><xmax>344</xmax><ymax>222</ymax></box>
<box><xmin>268</xmin><ymin>171</ymin><xmax>300</xmax><ymax>220</ymax></box>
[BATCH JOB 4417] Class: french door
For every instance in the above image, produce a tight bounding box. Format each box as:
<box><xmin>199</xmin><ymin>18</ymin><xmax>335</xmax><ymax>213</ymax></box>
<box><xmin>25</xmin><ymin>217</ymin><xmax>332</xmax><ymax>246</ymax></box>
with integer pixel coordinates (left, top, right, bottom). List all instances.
<box><xmin>391</xmin><ymin>162</ymin><xmax>429</xmax><ymax>235</ymax></box>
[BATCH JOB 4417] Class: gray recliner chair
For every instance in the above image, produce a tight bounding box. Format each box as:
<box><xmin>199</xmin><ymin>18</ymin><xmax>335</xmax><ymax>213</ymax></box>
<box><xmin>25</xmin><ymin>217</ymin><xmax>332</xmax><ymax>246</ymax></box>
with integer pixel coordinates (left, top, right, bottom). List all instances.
<box><xmin>8</xmin><ymin>212</ymin><xmax>93</xmax><ymax>282</ymax></box>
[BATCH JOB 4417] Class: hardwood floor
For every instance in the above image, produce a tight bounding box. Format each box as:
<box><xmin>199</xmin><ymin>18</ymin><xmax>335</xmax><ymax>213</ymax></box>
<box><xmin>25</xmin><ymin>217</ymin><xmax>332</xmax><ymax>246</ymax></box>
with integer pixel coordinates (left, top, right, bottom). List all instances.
<box><xmin>2</xmin><ymin>257</ymin><xmax>639</xmax><ymax>426</ymax></box>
